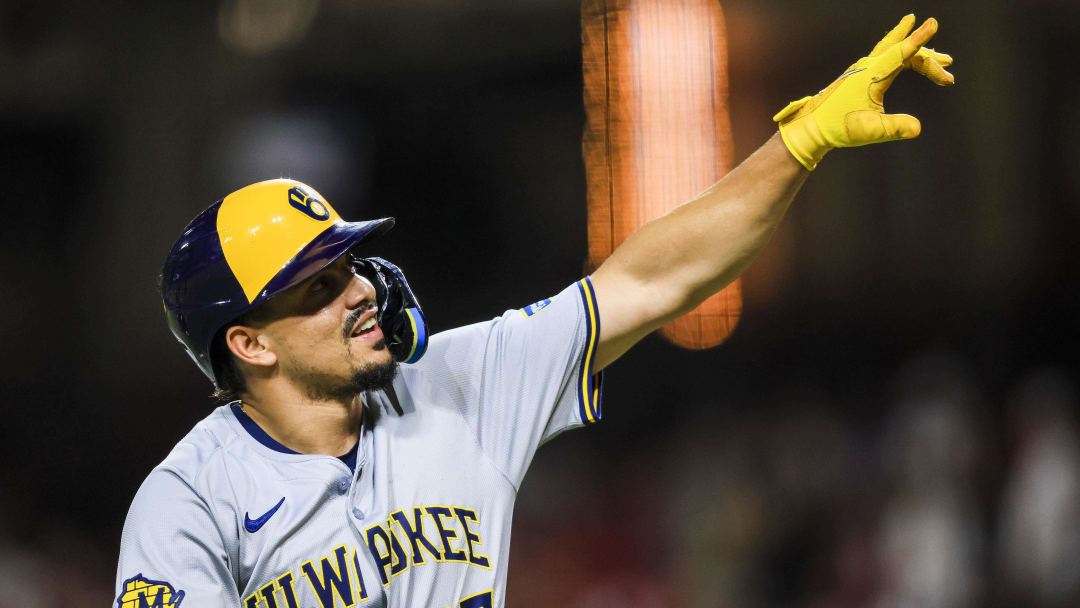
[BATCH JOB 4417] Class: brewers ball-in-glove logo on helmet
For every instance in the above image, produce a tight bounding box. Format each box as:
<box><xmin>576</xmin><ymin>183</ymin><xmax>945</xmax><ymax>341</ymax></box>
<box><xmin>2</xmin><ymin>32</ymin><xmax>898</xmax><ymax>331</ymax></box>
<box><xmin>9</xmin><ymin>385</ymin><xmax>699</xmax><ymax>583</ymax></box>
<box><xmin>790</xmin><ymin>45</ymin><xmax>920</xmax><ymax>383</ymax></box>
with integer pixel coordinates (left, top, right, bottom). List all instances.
<box><xmin>161</xmin><ymin>179</ymin><xmax>428</xmax><ymax>386</ymax></box>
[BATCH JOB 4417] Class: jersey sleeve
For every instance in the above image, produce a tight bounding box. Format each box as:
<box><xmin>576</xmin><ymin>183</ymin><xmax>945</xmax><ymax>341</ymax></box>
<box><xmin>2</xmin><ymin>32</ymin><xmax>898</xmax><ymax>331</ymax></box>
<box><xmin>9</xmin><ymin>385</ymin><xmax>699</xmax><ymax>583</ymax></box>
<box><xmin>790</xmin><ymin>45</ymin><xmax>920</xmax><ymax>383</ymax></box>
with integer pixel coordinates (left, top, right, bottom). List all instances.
<box><xmin>115</xmin><ymin>468</ymin><xmax>241</xmax><ymax>608</ymax></box>
<box><xmin>412</xmin><ymin>277</ymin><xmax>604</xmax><ymax>489</ymax></box>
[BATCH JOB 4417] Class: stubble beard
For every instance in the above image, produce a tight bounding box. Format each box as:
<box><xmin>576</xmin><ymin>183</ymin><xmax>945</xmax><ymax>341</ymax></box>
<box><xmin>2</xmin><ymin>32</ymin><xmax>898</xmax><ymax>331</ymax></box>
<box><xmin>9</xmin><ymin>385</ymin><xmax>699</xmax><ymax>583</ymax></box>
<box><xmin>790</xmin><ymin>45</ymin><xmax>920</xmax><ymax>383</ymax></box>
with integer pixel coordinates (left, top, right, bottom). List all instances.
<box><xmin>295</xmin><ymin>338</ymin><xmax>398</xmax><ymax>402</ymax></box>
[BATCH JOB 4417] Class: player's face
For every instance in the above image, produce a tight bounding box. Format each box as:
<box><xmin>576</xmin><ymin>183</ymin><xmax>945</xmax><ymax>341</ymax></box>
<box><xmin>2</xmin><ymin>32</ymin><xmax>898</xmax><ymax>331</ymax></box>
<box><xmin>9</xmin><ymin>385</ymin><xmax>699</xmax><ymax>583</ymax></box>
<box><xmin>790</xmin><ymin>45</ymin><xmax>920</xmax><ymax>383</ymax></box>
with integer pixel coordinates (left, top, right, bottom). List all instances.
<box><xmin>257</xmin><ymin>255</ymin><xmax>397</xmax><ymax>401</ymax></box>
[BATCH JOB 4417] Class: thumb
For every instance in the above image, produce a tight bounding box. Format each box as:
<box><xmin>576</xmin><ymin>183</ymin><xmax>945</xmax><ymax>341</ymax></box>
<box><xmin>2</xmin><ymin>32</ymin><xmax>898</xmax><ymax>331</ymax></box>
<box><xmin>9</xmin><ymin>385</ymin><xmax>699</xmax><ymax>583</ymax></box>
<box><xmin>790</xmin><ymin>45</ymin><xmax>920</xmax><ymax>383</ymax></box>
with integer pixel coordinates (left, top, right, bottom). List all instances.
<box><xmin>879</xmin><ymin>113</ymin><xmax>922</xmax><ymax>140</ymax></box>
<box><xmin>845</xmin><ymin>111</ymin><xmax>921</xmax><ymax>144</ymax></box>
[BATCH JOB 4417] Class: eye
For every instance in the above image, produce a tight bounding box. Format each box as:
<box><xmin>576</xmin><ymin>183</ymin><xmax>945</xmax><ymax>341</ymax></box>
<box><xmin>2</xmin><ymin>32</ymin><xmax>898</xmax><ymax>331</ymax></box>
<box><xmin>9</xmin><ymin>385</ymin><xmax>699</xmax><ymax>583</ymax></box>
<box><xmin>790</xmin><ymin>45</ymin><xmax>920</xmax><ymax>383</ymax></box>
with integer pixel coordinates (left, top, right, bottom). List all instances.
<box><xmin>309</xmin><ymin>277</ymin><xmax>329</xmax><ymax>293</ymax></box>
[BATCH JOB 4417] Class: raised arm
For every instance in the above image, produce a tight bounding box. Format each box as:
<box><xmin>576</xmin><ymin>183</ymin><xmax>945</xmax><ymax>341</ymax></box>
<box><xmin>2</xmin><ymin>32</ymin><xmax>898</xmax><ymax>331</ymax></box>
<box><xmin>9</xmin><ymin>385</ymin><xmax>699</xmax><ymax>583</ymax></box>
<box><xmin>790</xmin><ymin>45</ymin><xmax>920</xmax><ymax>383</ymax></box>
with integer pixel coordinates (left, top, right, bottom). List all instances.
<box><xmin>590</xmin><ymin>15</ymin><xmax>954</xmax><ymax>371</ymax></box>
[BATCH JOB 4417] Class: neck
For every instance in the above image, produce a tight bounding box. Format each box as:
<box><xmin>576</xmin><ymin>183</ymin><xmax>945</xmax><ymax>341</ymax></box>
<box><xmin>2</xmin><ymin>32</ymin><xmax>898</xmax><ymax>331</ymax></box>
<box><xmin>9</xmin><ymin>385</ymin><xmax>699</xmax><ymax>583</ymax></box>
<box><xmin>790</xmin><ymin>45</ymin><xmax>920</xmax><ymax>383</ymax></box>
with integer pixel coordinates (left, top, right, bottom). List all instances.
<box><xmin>239</xmin><ymin>379</ymin><xmax>363</xmax><ymax>456</ymax></box>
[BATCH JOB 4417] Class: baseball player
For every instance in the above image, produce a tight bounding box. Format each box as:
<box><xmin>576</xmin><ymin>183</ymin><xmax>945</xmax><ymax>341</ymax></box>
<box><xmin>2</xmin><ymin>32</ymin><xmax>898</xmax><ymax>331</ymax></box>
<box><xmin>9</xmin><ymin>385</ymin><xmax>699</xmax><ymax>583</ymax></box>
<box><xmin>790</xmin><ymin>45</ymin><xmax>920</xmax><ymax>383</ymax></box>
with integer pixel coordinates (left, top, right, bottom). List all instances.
<box><xmin>116</xmin><ymin>15</ymin><xmax>953</xmax><ymax>608</ymax></box>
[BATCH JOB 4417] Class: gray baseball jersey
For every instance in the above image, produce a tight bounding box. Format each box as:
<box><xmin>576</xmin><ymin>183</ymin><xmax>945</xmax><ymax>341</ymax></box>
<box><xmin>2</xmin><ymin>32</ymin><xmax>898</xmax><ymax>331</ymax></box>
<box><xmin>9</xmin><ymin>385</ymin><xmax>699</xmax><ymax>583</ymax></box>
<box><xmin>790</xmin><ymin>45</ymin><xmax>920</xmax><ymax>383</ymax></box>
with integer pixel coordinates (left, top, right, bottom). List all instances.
<box><xmin>115</xmin><ymin>277</ymin><xmax>603</xmax><ymax>608</ymax></box>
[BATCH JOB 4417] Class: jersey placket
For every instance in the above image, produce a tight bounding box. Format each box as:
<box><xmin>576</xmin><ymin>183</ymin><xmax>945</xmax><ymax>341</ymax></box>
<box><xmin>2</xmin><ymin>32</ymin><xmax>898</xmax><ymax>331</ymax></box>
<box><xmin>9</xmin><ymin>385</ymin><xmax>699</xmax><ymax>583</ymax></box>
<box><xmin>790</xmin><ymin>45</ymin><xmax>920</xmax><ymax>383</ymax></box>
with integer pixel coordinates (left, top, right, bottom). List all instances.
<box><xmin>346</xmin><ymin>418</ymin><xmax>373</xmax><ymax>521</ymax></box>
<box><xmin>344</xmin><ymin>418</ymin><xmax>389</xmax><ymax>605</ymax></box>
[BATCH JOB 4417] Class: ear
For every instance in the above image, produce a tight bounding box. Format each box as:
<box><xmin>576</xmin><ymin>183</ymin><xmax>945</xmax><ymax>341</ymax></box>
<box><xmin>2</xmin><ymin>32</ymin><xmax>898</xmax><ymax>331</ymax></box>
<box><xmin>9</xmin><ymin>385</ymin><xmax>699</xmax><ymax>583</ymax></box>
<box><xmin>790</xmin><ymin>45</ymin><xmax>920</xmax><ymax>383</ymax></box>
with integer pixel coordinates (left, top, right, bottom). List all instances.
<box><xmin>224</xmin><ymin>325</ymin><xmax>278</xmax><ymax>368</ymax></box>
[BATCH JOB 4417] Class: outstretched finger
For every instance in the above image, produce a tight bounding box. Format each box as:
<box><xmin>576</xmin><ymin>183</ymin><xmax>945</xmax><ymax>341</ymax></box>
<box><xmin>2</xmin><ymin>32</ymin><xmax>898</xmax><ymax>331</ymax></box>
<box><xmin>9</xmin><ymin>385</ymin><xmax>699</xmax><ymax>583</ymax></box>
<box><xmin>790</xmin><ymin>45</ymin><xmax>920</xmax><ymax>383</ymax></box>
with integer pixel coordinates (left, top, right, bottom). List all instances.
<box><xmin>911</xmin><ymin>55</ymin><xmax>955</xmax><ymax>85</ymax></box>
<box><xmin>901</xmin><ymin>17</ymin><xmax>938</xmax><ymax>59</ymax></box>
<box><xmin>922</xmin><ymin>47</ymin><xmax>953</xmax><ymax>67</ymax></box>
<box><xmin>870</xmin><ymin>14</ymin><xmax>917</xmax><ymax>56</ymax></box>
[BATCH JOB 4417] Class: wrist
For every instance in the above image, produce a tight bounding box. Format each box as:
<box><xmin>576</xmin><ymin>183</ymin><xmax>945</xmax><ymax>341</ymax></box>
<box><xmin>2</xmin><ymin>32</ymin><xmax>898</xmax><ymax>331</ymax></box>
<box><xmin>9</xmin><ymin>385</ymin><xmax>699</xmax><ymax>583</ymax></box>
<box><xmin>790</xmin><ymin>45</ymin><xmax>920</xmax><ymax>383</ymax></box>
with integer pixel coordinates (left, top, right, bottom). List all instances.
<box><xmin>777</xmin><ymin>114</ymin><xmax>830</xmax><ymax>171</ymax></box>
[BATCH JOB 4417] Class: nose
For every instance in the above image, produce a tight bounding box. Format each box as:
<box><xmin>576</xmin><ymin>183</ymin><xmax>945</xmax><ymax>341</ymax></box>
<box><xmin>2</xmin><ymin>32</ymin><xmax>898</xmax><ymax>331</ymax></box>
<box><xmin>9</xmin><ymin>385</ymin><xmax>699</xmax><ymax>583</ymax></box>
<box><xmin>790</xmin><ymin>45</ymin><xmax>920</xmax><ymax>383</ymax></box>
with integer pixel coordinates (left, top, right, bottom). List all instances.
<box><xmin>344</xmin><ymin>270</ymin><xmax>377</xmax><ymax>311</ymax></box>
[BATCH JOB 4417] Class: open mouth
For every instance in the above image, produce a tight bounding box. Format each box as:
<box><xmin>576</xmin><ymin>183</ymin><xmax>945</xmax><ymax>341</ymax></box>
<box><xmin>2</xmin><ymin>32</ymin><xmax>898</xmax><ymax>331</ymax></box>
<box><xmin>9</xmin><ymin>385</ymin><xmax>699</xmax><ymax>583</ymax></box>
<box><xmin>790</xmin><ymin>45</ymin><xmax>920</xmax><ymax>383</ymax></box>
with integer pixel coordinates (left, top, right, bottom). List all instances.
<box><xmin>345</xmin><ymin>302</ymin><xmax>381</xmax><ymax>341</ymax></box>
<box><xmin>352</xmin><ymin>315</ymin><xmax>378</xmax><ymax>337</ymax></box>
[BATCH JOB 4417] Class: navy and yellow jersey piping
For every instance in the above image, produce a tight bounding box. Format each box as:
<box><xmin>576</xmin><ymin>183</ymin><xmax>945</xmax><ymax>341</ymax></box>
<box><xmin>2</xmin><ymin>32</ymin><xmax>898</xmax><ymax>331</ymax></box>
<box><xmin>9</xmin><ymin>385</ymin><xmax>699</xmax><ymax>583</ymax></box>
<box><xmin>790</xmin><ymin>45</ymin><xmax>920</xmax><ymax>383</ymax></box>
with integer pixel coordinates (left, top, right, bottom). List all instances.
<box><xmin>575</xmin><ymin>276</ymin><xmax>603</xmax><ymax>425</ymax></box>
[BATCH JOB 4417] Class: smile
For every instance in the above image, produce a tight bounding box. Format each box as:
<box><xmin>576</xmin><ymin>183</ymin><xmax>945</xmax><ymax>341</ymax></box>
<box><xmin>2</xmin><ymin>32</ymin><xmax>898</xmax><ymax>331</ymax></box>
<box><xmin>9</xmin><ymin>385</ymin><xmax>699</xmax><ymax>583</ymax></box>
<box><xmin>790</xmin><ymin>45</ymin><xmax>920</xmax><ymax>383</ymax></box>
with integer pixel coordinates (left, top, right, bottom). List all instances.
<box><xmin>347</xmin><ymin>305</ymin><xmax>381</xmax><ymax>340</ymax></box>
<box><xmin>353</xmin><ymin>316</ymin><xmax>377</xmax><ymax>336</ymax></box>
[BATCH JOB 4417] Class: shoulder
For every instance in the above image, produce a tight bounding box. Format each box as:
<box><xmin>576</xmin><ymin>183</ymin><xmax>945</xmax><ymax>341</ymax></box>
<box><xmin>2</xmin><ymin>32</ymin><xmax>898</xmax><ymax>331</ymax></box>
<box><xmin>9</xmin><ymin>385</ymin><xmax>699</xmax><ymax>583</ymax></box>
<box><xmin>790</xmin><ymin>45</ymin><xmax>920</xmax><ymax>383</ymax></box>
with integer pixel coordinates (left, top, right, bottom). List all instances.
<box><xmin>126</xmin><ymin>405</ymin><xmax>244</xmax><ymax>514</ymax></box>
<box><xmin>155</xmin><ymin>406</ymin><xmax>237</xmax><ymax>483</ymax></box>
<box><xmin>122</xmin><ymin>407</ymin><xmax>244</xmax><ymax>535</ymax></box>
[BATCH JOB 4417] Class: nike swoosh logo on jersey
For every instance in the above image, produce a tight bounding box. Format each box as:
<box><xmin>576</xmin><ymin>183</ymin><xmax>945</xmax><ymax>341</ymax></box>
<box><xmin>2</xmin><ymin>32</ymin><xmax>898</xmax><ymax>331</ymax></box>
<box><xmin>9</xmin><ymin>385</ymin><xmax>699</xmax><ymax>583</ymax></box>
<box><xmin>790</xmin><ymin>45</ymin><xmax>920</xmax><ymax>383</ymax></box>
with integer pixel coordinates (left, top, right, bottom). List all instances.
<box><xmin>244</xmin><ymin>497</ymin><xmax>285</xmax><ymax>533</ymax></box>
<box><xmin>838</xmin><ymin>67</ymin><xmax>867</xmax><ymax>80</ymax></box>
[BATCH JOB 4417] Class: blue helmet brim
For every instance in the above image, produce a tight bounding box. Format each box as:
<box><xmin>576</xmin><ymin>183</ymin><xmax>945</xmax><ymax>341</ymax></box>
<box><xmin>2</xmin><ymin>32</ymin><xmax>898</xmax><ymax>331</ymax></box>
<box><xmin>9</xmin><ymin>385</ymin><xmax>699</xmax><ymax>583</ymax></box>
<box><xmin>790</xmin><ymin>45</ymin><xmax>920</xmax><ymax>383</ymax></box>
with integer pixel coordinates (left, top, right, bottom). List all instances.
<box><xmin>253</xmin><ymin>217</ymin><xmax>396</xmax><ymax>306</ymax></box>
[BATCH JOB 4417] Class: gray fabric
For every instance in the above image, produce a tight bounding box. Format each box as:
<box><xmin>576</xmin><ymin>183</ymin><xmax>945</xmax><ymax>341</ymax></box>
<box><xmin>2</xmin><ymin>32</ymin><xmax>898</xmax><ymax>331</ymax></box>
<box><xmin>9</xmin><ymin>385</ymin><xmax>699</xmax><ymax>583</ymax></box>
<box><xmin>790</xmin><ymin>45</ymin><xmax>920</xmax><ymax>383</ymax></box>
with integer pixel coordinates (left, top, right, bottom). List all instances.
<box><xmin>115</xmin><ymin>279</ymin><xmax>603</xmax><ymax>608</ymax></box>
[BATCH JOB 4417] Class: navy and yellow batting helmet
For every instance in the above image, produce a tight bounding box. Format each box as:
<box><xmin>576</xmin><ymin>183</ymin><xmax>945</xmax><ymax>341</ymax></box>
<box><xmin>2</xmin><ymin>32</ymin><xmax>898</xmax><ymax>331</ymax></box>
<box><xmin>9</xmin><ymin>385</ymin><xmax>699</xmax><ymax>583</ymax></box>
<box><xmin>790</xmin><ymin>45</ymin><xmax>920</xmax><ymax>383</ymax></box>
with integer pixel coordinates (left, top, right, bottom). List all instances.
<box><xmin>161</xmin><ymin>178</ymin><xmax>425</xmax><ymax>385</ymax></box>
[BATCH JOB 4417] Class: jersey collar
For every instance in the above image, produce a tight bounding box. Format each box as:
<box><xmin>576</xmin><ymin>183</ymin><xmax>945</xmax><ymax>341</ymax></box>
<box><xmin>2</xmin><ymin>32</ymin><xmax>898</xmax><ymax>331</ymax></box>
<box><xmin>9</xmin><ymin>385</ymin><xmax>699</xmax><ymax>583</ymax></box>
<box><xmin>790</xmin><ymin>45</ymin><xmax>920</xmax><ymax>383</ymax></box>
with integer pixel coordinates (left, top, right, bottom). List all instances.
<box><xmin>230</xmin><ymin>402</ymin><xmax>362</xmax><ymax>470</ymax></box>
<box><xmin>231</xmin><ymin>403</ymin><xmax>299</xmax><ymax>454</ymax></box>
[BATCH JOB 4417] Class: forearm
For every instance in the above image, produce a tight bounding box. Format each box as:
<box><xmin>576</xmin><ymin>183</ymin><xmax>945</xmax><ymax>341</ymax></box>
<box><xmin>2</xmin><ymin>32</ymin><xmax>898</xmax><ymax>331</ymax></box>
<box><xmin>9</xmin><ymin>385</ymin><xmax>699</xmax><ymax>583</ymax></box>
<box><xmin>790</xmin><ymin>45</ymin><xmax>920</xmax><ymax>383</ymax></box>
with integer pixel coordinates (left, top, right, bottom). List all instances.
<box><xmin>594</xmin><ymin>132</ymin><xmax>807</xmax><ymax>322</ymax></box>
<box><xmin>589</xmin><ymin>15</ymin><xmax>951</xmax><ymax>372</ymax></box>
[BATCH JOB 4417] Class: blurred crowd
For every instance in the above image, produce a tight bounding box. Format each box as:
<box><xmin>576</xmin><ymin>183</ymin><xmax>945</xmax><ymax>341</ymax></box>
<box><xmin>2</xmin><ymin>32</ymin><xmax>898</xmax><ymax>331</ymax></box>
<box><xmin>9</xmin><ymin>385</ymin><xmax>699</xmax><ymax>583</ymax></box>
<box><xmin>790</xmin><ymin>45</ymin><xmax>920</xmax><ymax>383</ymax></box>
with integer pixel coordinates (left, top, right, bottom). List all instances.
<box><xmin>508</xmin><ymin>351</ymin><xmax>1080</xmax><ymax>608</ymax></box>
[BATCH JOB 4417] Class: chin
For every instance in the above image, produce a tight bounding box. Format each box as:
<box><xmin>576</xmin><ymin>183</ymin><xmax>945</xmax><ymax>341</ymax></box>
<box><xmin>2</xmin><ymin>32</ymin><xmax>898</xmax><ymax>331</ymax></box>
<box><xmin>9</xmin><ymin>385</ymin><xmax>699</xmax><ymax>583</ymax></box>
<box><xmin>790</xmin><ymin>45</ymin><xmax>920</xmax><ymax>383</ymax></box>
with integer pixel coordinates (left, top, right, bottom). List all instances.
<box><xmin>349</xmin><ymin>357</ymin><xmax>398</xmax><ymax>393</ymax></box>
<box><xmin>293</xmin><ymin>341</ymin><xmax>399</xmax><ymax>400</ymax></box>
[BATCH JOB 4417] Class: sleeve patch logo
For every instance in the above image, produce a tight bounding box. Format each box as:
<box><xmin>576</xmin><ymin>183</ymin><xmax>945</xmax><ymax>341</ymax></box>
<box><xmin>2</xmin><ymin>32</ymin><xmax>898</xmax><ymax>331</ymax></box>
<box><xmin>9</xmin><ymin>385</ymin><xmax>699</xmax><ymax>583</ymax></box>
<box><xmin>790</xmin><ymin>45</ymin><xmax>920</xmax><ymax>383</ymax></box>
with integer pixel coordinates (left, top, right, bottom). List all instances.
<box><xmin>116</xmin><ymin>573</ymin><xmax>185</xmax><ymax>608</ymax></box>
<box><xmin>521</xmin><ymin>298</ymin><xmax>552</xmax><ymax>317</ymax></box>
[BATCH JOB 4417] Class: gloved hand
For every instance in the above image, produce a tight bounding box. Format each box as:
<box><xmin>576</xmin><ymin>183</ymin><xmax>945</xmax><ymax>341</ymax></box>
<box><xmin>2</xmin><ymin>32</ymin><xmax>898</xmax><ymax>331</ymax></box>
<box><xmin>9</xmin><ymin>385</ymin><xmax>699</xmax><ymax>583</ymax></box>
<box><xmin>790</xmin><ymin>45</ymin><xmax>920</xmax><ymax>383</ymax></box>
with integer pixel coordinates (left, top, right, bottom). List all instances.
<box><xmin>773</xmin><ymin>14</ymin><xmax>955</xmax><ymax>170</ymax></box>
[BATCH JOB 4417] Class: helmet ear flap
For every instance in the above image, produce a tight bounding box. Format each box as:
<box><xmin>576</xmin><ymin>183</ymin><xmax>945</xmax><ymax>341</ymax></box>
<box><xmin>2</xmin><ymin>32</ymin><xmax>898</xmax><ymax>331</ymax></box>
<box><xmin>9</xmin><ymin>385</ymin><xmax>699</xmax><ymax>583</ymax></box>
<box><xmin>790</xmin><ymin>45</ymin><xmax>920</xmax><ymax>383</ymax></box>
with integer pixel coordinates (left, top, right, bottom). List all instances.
<box><xmin>350</xmin><ymin>256</ymin><xmax>428</xmax><ymax>364</ymax></box>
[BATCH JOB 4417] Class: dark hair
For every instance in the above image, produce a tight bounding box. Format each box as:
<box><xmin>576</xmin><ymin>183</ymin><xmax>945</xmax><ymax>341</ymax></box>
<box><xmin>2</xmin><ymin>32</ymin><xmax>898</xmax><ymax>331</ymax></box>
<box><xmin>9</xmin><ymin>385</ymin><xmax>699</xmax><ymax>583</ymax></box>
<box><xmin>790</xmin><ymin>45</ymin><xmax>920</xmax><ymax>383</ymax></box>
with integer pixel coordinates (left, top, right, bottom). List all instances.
<box><xmin>209</xmin><ymin>329</ymin><xmax>245</xmax><ymax>404</ymax></box>
<box><xmin>209</xmin><ymin>305</ymin><xmax>273</xmax><ymax>404</ymax></box>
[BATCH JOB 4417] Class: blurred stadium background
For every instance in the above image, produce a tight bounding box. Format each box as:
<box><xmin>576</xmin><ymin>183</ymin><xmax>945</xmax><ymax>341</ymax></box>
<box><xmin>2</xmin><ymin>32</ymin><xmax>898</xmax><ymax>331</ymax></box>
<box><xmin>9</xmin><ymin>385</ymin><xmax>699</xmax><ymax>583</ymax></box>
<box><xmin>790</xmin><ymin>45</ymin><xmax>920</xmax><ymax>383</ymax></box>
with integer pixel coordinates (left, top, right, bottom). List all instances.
<box><xmin>2</xmin><ymin>0</ymin><xmax>1079</xmax><ymax>606</ymax></box>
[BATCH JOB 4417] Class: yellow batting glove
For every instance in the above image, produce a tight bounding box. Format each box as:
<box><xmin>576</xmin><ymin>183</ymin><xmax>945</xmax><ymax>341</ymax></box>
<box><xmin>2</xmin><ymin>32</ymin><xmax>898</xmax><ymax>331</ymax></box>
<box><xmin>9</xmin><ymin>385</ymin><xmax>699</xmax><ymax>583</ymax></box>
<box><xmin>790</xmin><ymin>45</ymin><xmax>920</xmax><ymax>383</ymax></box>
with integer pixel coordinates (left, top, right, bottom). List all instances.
<box><xmin>773</xmin><ymin>15</ymin><xmax>955</xmax><ymax>171</ymax></box>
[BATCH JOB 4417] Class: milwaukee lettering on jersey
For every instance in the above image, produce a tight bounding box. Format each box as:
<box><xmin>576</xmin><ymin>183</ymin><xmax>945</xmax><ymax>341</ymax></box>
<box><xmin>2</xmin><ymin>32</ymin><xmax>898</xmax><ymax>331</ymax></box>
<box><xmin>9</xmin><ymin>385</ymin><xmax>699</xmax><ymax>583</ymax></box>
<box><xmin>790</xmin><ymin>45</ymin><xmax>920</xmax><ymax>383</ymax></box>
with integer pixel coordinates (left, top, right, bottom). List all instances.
<box><xmin>244</xmin><ymin>505</ymin><xmax>489</xmax><ymax>608</ymax></box>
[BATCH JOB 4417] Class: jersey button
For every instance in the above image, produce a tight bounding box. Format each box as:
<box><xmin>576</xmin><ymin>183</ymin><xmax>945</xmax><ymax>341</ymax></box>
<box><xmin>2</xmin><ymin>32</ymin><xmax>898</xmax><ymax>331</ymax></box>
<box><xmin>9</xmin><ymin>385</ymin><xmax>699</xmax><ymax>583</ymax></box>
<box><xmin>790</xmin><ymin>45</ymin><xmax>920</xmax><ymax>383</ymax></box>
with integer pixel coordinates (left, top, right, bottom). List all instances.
<box><xmin>337</xmin><ymin>478</ymin><xmax>350</xmax><ymax>494</ymax></box>
<box><xmin>352</xmin><ymin>507</ymin><xmax>364</xmax><ymax>520</ymax></box>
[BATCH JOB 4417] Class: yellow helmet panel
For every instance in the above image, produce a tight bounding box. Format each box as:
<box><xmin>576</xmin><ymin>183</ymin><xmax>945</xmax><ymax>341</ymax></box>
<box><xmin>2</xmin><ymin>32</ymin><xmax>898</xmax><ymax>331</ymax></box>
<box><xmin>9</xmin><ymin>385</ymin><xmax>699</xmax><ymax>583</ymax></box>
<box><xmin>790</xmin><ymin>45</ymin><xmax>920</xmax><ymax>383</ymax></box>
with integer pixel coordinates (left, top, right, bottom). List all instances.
<box><xmin>217</xmin><ymin>179</ymin><xmax>342</xmax><ymax>303</ymax></box>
